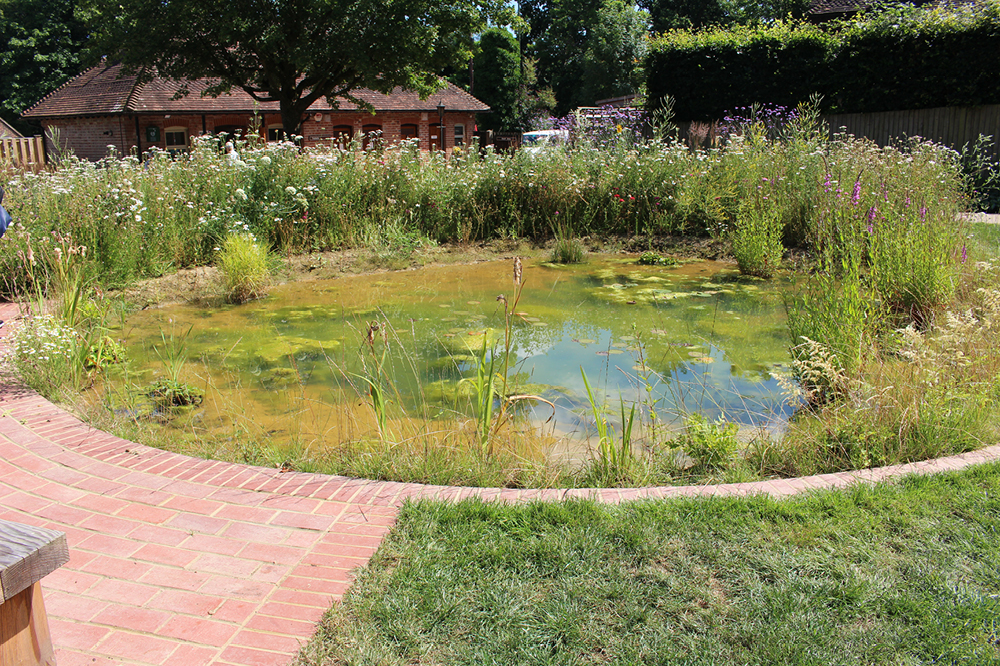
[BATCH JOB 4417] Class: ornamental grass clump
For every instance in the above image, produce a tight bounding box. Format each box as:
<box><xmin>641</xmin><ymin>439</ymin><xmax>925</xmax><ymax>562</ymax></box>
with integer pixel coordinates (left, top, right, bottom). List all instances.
<box><xmin>217</xmin><ymin>232</ymin><xmax>271</xmax><ymax>303</ymax></box>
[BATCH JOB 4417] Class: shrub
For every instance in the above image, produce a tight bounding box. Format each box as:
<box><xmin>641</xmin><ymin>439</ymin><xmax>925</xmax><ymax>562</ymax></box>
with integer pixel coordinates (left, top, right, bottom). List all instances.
<box><xmin>677</xmin><ymin>413</ymin><xmax>740</xmax><ymax>472</ymax></box>
<box><xmin>217</xmin><ymin>233</ymin><xmax>271</xmax><ymax>303</ymax></box>
<box><xmin>646</xmin><ymin>2</ymin><xmax>1000</xmax><ymax>119</ymax></box>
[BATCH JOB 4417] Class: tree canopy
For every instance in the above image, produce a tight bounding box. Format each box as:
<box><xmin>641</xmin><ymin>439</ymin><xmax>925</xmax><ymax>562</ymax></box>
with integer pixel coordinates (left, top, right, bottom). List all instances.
<box><xmin>639</xmin><ymin>0</ymin><xmax>809</xmax><ymax>33</ymax></box>
<box><xmin>472</xmin><ymin>28</ymin><xmax>523</xmax><ymax>132</ymax></box>
<box><xmin>471</xmin><ymin>27</ymin><xmax>553</xmax><ymax>132</ymax></box>
<box><xmin>84</xmin><ymin>0</ymin><xmax>502</xmax><ymax>135</ymax></box>
<box><xmin>0</xmin><ymin>0</ymin><xmax>90</xmax><ymax>134</ymax></box>
<box><xmin>528</xmin><ymin>0</ymin><xmax>649</xmax><ymax>115</ymax></box>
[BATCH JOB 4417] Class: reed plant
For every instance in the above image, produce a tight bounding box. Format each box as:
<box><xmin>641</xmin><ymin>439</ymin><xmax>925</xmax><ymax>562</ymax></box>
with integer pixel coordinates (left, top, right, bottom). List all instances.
<box><xmin>217</xmin><ymin>232</ymin><xmax>272</xmax><ymax>303</ymax></box>
<box><xmin>549</xmin><ymin>223</ymin><xmax>586</xmax><ymax>264</ymax></box>
<box><xmin>579</xmin><ymin>367</ymin><xmax>639</xmax><ymax>487</ymax></box>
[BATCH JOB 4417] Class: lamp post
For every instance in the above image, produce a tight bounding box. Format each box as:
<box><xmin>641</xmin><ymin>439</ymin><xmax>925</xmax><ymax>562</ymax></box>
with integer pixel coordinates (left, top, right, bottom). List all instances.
<box><xmin>437</xmin><ymin>101</ymin><xmax>446</xmax><ymax>153</ymax></box>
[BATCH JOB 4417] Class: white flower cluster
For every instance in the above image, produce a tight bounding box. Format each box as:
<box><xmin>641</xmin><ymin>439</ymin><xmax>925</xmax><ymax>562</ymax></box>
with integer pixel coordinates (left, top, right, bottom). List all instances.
<box><xmin>4</xmin><ymin>315</ymin><xmax>80</xmax><ymax>365</ymax></box>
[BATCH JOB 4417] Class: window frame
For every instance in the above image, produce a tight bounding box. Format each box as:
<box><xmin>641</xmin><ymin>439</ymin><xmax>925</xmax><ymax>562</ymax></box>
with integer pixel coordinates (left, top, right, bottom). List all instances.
<box><xmin>164</xmin><ymin>126</ymin><xmax>188</xmax><ymax>153</ymax></box>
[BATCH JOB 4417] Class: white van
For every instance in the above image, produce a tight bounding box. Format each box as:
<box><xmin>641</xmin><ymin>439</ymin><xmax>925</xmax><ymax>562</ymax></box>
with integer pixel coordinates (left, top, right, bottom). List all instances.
<box><xmin>521</xmin><ymin>129</ymin><xmax>570</xmax><ymax>154</ymax></box>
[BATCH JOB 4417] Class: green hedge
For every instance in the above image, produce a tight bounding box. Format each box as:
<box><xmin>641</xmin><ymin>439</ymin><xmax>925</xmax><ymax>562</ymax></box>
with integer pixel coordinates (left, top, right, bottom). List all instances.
<box><xmin>646</xmin><ymin>1</ymin><xmax>1000</xmax><ymax>119</ymax></box>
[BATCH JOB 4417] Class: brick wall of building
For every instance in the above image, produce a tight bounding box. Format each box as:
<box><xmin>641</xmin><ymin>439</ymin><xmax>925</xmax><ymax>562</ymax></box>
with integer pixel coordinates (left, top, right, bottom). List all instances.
<box><xmin>43</xmin><ymin>111</ymin><xmax>480</xmax><ymax>161</ymax></box>
<box><xmin>44</xmin><ymin>116</ymin><xmax>133</xmax><ymax>162</ymax></box>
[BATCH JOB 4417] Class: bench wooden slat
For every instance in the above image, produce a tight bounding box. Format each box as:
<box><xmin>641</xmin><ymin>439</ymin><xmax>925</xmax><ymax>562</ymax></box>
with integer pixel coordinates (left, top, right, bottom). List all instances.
<box><xmin>0</xmin><ymin>521</ymin><xmax>69</xmax><ymax>603</ymax></box>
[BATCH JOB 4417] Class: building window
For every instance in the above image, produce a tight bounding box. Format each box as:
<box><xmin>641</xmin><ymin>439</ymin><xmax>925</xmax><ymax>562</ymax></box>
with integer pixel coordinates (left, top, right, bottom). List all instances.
<box><xmin>332</xmin><ymin>125</ymin><xmax>353</xmax><ymax>149</ymax></box>
<box><xmin>400</xmin><ymin>123</ymin><xmax>419</xmax><ymax>143</ymax></box>
<box><xmin>267</xmin><ymin>125</ymin><xmax>286</xmax><ymax>142</ymax></box>
<box><xmin>165</xmin><ymin>126</ymin><xmax>188</xmax><ymax>153</ymax></box>
<box><xmin>454</xmin><ymin>124</ymin><xmax>465</xmax><ymax>146</ymax></box>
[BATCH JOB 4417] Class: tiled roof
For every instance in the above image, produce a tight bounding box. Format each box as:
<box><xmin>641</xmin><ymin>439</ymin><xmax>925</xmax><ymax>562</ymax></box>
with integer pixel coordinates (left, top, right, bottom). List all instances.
<box><xmin>23</xmin><ymin>61</ymin><xmax>489</xmax><ymax>118</ymax></box>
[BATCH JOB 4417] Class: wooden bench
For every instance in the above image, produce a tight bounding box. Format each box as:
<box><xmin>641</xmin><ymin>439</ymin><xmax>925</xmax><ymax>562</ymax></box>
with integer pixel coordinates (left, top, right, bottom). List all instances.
<box><xmin>0</xmin><ymin>520</ymin><xmax>69</xmax><ymax>666</ymax></box>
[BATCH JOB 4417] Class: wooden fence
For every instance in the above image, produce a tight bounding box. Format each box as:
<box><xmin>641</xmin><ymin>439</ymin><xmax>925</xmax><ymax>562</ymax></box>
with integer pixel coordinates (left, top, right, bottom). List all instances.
<box><xmin>823</xmin><ymin>105</ymin><xmax>1000</xmax><ymax>159</ymax></box>
<box><xmin>0</xmin><ymin>135</ymin><xmax>47</xmax><ymax>171</ymax></box>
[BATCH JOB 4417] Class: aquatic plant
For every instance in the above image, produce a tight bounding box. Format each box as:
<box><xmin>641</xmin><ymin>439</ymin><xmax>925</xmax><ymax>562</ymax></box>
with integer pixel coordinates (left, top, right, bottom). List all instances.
<box><xmin>144</xmin><ymin>323</ymin><xmax>203</xmax><ymax>408</ymax></box>
<box><xmin>730</xmin><ymin>179</ymin><xmax>784</xmax><ymax>278</ymax></box>
<box><xmin>637</xmin><ymin>251</ymin><xmax>677</xmax><ymax>266</ymax></box>
<box><xmin>549</xmin><ymin>219</ymin><xmax>585</xmax><ymax>264</ymax></box>
<box><xmin>217</xmin><ymin>232</ymin><xmax>272</xmax><ymax>303</ymax></box>
<box><xmin>354</xmin><ymin>320</ymin><xmax>391</xmax><ymax>442</ymax></box>
<box><xmin>580</xmin><ymin>367</ymin><xmax>638</xmax><ymax>486</ymax></box>
<box><xmin>463</xmin><ymin>335</ymin><xmax>501</xmax><ymax>455</ymax></box>
<box><xmin>147</xmin><ymin>378</ymin><xmax>204</xmax><ymax>408</ymax></box>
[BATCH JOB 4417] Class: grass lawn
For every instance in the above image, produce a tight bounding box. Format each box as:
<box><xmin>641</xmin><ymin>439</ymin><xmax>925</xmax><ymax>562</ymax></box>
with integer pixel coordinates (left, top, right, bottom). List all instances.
<box><xmin>297</xmin><ymin>463</ymin><xmax>1000</xmax><ymax>665</ymax></box>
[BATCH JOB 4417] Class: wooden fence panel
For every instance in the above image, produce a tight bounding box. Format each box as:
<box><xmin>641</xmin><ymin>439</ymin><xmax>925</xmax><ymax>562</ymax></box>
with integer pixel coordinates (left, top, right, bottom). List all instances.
<box><xmin>0</xmin><ymin>136</ymin><xmax>46</xmax><ymax>172</ymax></box>
<box><xmin>823</xmin><ymin>105</ymin><xmax>1000</xmax><ymax>159</ymax></box>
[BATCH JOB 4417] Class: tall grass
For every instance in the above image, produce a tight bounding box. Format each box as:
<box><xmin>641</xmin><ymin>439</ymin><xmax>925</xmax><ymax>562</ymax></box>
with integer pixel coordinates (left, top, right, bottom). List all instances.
<box><xmin>217</xmin><ymin>232</ymin><xmax>272</xmax><ymax>303</ymax></box>
<box><xmin>0</xmin><ymin>112</ymin><xmax>968</xmax><ymax>299</ymax></box>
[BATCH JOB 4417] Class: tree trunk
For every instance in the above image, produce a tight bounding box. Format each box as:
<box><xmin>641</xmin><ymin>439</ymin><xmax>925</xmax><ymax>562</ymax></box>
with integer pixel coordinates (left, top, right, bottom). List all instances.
<box><xmin>279</xmin><ymin>104</ymin><xmax>307</xmax><ymax>142</ymax></box>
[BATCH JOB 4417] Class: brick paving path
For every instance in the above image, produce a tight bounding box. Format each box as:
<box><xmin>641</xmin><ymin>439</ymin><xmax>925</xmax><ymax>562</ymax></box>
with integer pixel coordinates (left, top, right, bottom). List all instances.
<box><xmin>2</xmin><ymin>300</ymin><xmax>1000</xmax><ymax>665</ymax></box>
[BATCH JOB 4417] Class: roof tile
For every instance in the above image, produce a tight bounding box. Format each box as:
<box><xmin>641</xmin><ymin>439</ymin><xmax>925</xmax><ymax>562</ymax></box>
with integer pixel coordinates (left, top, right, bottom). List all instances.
<box><xmin>24</xmin><ymin>62</ymin><xmax>489</xmax><ymax>119</ymax></box>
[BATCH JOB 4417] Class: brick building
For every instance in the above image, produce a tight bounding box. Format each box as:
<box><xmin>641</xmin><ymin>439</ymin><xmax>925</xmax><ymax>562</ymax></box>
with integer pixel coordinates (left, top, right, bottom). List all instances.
<box><xmin>22</xmin><ymin>61</ymin><xmax>489</xmax><ymax>161</ymax></box>
<box><xmin>0</xmin><ymin>117</ymin><xmax>23</xmax><ymax>138</ymax></box>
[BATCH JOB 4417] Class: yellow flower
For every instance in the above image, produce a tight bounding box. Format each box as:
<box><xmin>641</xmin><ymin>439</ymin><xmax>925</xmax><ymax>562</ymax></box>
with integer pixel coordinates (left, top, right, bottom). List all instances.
<box><xmin>616</xmin><ymin>124</ymin><xmax>623</xmax><ymax>133</ymax></box>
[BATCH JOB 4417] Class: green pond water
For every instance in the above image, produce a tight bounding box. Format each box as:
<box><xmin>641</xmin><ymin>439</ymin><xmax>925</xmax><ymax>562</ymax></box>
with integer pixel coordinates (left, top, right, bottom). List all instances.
<box><xmin>113</xmin><ymin>257</ymin><xmax>795</xmax><ymax>459</ymax></box>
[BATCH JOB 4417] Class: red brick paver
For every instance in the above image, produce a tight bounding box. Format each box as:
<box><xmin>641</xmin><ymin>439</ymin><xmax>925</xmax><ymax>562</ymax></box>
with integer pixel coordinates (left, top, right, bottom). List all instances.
<box><xmin>2</xmin><ymin>300</ymin><xmax>999</xmax><ymax>665</ymax></box>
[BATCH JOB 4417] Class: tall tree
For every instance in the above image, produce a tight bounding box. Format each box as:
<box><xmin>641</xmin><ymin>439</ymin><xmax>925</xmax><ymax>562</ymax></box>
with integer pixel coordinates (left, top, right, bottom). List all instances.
<box><xmin>473</xmin><ymin>28</ymin><xmax>523</xmax><ymax>132</ymax></box>
<box><xmin>640</xmin><ymin>0</ymin><xmax>809</xmax><ymax>33</ymax></box>
<box><xmin>0</xmin><ymin>0</ymin><xmax>91</xmax><ymax>134</ymax></box>
<box><xmin>472</xmin><ymin>27</ymin><xmax>551</xmax><ymax>131</ymax></box>
<box><xmin>84</xmin><ymin>0</ymin><xmax>500</xmax><ymax>136</ymax></box>
<box><xmin>530</xmin><ymin>0</ymin><xmax>649</xmax><ymax>115</ymax></box>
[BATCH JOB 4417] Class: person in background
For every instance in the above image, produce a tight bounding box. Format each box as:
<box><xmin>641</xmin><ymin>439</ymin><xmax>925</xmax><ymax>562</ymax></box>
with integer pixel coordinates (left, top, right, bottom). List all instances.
<box><xmin>224</xmin><ymin>141</ymin><xmax>243</xmax><ymax>165</ymax></box>
<box><xmin>0</xmin><ymin>186</ymin><xmax>11</xmax><ymax>239</ymax></box>
<box><xmin>0</xmin><ymin>186</ymin><xmax>9</xmax><ymax>326</ymax></box>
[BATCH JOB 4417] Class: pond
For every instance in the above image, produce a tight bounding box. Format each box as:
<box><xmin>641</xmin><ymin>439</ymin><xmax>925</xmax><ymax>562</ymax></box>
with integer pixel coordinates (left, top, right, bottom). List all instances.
<box><xmin>110</xmin><ymin>257</ymin><xmax>795</xmax><ymax>466</ymax></box>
